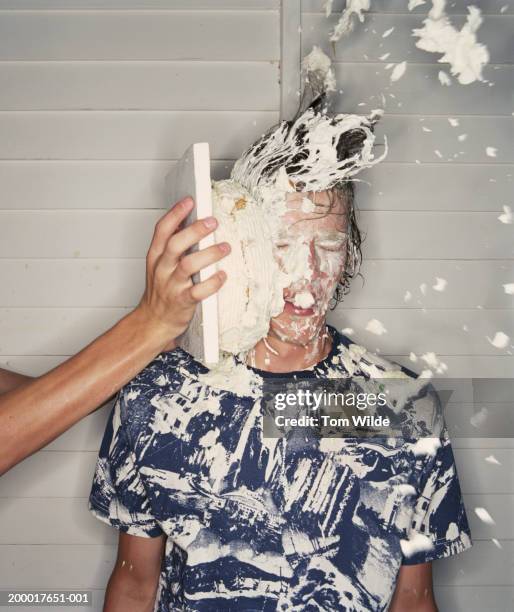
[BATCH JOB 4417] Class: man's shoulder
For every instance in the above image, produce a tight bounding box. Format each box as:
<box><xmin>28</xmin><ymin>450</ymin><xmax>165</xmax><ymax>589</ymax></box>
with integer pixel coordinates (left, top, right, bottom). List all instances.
<box><xmin>333</xmin><ymin>330</ymin><xmax>418</xmax><ymax>380</ymax></box>
<box><xmin>117</xmin><ymin>348</ymin><xmax>207</xmax><ymax>434</ymax></box>
<box><xmin>121</xmin><ymin>349</ymin><xmax>192</xmax><ymax>393</ymax></box>
<box><xmin>332</xmin><ymin>330</ymin><xmax>446</xmax><ymax>436</ymax></box>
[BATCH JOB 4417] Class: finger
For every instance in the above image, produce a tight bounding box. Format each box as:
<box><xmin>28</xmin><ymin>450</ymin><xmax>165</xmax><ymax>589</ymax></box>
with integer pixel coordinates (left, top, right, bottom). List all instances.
<box><xmin>185</xmin><ymin>271</ymin><xmax>227</xmax><ymax>304</ymax></box>
<box><xmin>173</xmin><ymin>243</ymin><xmax>230</xmax><ymax>282</ymax></box>
<box><xmin>146</xmin><ymin>197</ymin><xmax>194</xmax><ymax>269</ymax></box>
<box><xmin>158</xmin><ymin>216</ymin><xmax>219</xmax><ymax>272</ymax></box>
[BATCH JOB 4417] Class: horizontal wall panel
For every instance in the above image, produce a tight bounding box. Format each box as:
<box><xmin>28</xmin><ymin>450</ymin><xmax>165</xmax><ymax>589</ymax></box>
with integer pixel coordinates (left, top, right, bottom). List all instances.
<box><xmin>0</xmin><ymin>161</ymin><xmax>511</xmax><ymax>212</ymax></box>
<box><xmin>1</xmin><ymin>259</ymin><xmax>513</xmax><ymax>309</ymax></box>
<box><xmin>0</xmin><ymin>11</ymin><xmax>279</xmax><ymax>61</ymax></box>
<box><xmin>0</xmin><ymin>111</ymin><xmax>278</xmax><ymax>160</ymax></box>
<box><xmin>0</xmin><ymin>259</ymin><xmax>145</xmax><ymax>307</ymax></box>
<box><xmin>0</xmin><ymin>61</ymin><xmax>279</xmax><ymax>111</ymax></box>
<box><xmin>383</xmin><ymin>355</ymin><xmax>514</xmax><ymax>378</ymax></box>
<box><xmin>0</xmin><ymin>1</ymin><xmax>503</xmax><ymax>14</ymax></box>
<box><xmin>1</xmin><ymin>210</ymin><xmax>512</xmax><ymax>259</ymax></box>
<box><xmin>303</xmin><ymin>0</ymin><xmax>513</xmax><ymax>15</ymax></box>
<box><xmin>0</xmin><ymin>498</ymin><xmax>116</xmax><ymax>545</ymax></box>
<box><xmin>0</xmin><ymin>259</ymin><xmax>145</xmax><ymax>308</ymax></box>
<box><xmin>327</xmin><ymin>308</ymin><xmax>514</xmax><ymax>356</ymax></box>
<box><xmin>0</xmin><ymin>309</ymin><xmax>127</xmax><ymax>356</ymax></box>
<box><xmin>435</xmin><ymin>586</ymin><xmax>514</xmax><ymax>612</ymax></box>
<box><xmin>339</xmin><ymin>260</ymin><xmax>514</xmax><ymax>309</ymax></box>
<box><xmin>359</xmin><ymin>211</ymin><xmax>513</xmax><ymax>260</ymax></box>
<box><xmin>0</xmin><ymin>545</ymin><xmax>115</xmax><ymax>589</ymax></box>
<box><xmin>433</xmin><ymin>540</ymin><xmax>513</xmax><ymax>586</ymax></box>
<box><xmin>302</xmin><ymin>15</ymin><xmax>514</xmax><ymax>65</ymax></box>
<box><xmin>0</xmin><ymin>210</ymin><xmax>162</xmax><ymax>258</ymax></box>
<box><xmin>0</xmin><ymin>451</ymin><xmax>99</xmax><ymax>498</ymax></box>
<box><xmin>416</xmin><ymin>378</ymin><xmax>513</xmax><ymax>404</ymax></box>
<box><xmin>372</xmin><ymin>116</ymin><xmax>513</xmax><ymax>164</ymax></box>
<box><xmin>444</xmin><ymin>401</ymin><xmax>514</xmax><ymax>435</ymax></box>
<box><xmin>332</xmin><ymin>63</ymin><xmax>514</xmax><ymax>116</ymax></box>
<box><xmin>5</xmin><ymin>59</ymin><xmax>507</xmax><ymax>116</ymax></box>
<box><xmin>464</xmin><ymin>494</ymin><xmax>514</xmax><ymax>540</ymax></box>
<box><xmin>0</xmin><ymin>113</ymin><xmax>510</xmax><ymax>162</ymax></box>
<box><xmin>450</xmin><ymin>439</ymin><xmax>514</xmax><ymax>449</ymax></box>
<box><xmin>0</xmin><ymin>308</ymin><xmax>89</xmax><ymax>354</ymax></box>
<box><xmin>0</xmin><ymin>160</ymin><xmax>233</xmax><ymax>210</ymax></box>
<box><xmin>444</xmin><ymin>450</ymin><xmax>514</xmax><ymax>495</ymax></box>
<box><xmin>1</xmin><ymin>448</ymin><xmax>513</xmax><ymax>499</ymax></box>
<box><xmin>357</xmin><ymin>163</ymin><xmax>513</xmax><ymax>212</ymax></box>
<box><xmin>0</xmin><ymin>307</ymin><xmax>511</xmax><ymax>356</ymax></box>
<box><xmin>0</xmin><ymin>1</ymin><xmax>279</xmax><ymax>8</ymax></box>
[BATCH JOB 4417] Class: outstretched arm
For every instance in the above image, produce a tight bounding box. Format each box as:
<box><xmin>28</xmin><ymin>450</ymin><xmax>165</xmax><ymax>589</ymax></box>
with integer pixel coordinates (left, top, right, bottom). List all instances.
<box><xmin>0</xmin><ymin>197</ymin><xmax>230</xmax><ymax>475</ymax></box>
<box><xmin>104</xmin><ymin>532</ymin><xmax>166</xmax><ymax>612</ymax></box>
<box><xmin>0</xmin><ymin>368</ymin><xmax>32</xmax><ymax>394</ymax></box>
<box><xmin>388</xmin><ymin>563</ymin><xmax>438</xmax><ymax>611</ymax></box>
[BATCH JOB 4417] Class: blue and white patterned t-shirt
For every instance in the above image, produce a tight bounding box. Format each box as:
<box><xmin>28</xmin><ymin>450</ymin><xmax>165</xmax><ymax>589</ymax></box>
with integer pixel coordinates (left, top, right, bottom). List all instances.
<box><xmin>89</xmin><ymin>326</ymin><xmax>472</xmax><ymax>611</ymax></box>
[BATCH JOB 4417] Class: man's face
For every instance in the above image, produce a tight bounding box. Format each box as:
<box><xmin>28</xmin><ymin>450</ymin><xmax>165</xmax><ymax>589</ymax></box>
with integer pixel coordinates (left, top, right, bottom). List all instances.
<box><xmin>269</xmin><ymin>189</ymin><xmax>349</xmax><ymax>346</ymax></box>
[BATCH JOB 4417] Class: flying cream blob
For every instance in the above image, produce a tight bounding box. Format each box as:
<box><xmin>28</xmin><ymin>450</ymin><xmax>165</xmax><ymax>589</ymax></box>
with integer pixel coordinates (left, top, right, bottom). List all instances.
<box><xmin>212</xmin><ymin>93</ymin><xmax>388</xmax><ymax>356</ymax></box>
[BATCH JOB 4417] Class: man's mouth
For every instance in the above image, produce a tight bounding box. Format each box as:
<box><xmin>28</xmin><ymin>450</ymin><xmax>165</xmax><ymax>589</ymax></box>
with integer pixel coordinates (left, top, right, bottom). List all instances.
<box><xmin>284</xmin><ymin>300</ymin><xmax>315</xmax><ymax>317</ymax></box>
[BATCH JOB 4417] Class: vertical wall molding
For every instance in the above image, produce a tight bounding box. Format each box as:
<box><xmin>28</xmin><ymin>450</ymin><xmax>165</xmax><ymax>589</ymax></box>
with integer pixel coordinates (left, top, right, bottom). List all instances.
<box><xmin>279</xmin><ymin>0</ymin><xmax>302</xmax><ymax>121</ymax></box>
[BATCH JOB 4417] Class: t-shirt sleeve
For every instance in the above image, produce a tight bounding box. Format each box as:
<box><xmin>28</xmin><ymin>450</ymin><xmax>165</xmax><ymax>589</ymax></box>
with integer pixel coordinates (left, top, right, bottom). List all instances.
<box><xmin>401</xmin><ymin>429</ymin><xmax>473</xmax><ymax>565</ymax></box>
<box><xmin>88</xmin><ymin>393</ymin><xmax>164</xmax><ymax>538</ymax></box>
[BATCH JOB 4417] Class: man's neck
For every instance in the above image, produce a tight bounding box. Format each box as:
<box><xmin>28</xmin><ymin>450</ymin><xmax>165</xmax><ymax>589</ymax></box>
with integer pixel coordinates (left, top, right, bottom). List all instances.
<box><xmin>248</xmin><ymin>326</ymin><xmax>332</xmax><ymax>373</ymax></box>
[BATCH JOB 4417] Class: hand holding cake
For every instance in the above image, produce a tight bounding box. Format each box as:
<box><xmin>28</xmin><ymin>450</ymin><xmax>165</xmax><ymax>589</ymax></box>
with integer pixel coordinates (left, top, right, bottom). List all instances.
<box><xmin>0</xmin><ymin>196</ymin><xmax>230</xmax><ymax>474</ymax></box>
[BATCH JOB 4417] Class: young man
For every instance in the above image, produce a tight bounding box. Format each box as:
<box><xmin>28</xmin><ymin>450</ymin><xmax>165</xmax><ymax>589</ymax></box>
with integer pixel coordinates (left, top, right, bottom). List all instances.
<box><xmin>89</xmin><ymin>183</ymin><xmax>472</xmax><ymax>611</ymax></box>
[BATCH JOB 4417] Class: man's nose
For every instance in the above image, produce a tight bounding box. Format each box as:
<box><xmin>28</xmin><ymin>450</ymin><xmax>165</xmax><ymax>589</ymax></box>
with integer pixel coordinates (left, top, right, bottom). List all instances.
<box><xmin>308</xmin><ymin>239</ymin><xmax>322</xmax><ymax>278</ymax></box>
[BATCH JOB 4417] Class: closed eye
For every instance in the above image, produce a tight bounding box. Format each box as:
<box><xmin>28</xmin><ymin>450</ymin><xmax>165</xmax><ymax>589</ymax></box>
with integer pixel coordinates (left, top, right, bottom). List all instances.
<box><xmin>317</xmin><ymin>241</ymin><xmax>346</xmax><ymax>252</ymax></box>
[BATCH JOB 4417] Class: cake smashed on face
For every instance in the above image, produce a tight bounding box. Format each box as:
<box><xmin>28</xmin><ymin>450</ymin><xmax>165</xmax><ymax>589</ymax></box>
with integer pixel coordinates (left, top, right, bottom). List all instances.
<box><xmin>211</xmin><ymin>95</ymin><xmax>386</xmax><ymax>358</ymax></box>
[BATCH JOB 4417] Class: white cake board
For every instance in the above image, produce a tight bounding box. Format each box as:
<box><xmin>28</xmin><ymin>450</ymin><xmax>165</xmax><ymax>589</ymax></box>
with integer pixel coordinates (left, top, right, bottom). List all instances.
<box><xmin>165</xmin><ymin>142</ymin><xmax>219</xmax><ymax>365</ymax></box>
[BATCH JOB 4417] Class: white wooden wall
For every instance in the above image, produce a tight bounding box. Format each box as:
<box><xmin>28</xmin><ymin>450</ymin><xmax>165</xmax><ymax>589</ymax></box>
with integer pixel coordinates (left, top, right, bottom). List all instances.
<box><xmin>0</xmin><ymin>1</ymin><xmax>512</xmax><ymax>610</ymax></box>
<box><xmin>311</xmin><ymin>1</ymin><xmax>514</xmax><ymax>608</ymax></box>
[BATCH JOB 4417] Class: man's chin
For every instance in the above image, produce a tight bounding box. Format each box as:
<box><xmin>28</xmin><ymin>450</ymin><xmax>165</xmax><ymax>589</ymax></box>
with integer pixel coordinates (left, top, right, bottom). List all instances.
<box><xmin>268</xmin><ymin>315</ymin><xmax>326</xmax><ymax>346</ymax></box>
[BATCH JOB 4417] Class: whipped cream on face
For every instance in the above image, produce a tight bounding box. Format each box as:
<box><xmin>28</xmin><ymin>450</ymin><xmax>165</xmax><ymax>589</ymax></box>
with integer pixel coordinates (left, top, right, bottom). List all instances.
<box><xmin>292</xmin><ymin>291</ymin><xmax>315</xmax><ymax>309</ymax></box>
<box><xmin>212</xmin><ymin>179</ymin><xmax>285</xmax><ymax>355</ymax></box>
<box><xmin>197</xmin><ymin>94</ymin><xmax>388</xmax><ymax>371</ymax></box>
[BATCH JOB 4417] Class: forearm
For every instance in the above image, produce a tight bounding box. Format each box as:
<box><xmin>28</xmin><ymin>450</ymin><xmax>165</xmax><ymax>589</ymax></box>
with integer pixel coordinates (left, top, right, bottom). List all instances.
<box><xmin>0</xmin><ymin>368</ymin><xmax>33</xmax><ymax>394</ymax></box>
<box><xmin>388</xmin><ymin>589</ymin><xmax>438</xmax><ymax>611</ymax></box>
<box><xmin>389</xmin><ymin>602</ymin><xmax>438</xmax><ymax>612</ymax></box>
<box><xmin>389</xmin><ymin>562</ymin><xmax>437</xmax><ymax>612</ymax></box>
<box><xmin>0</xmin><ymin>308</ymin><xmax>174</xmax><ymax>475</ymax></box>
<box><xmin>103</xmin><ymin>571</ymin><xmax>158</xmax><ymax>612</ymax></box>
